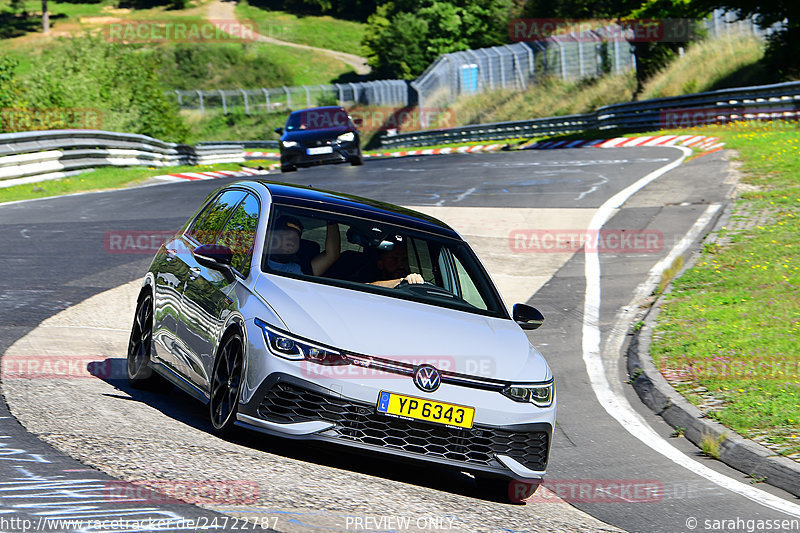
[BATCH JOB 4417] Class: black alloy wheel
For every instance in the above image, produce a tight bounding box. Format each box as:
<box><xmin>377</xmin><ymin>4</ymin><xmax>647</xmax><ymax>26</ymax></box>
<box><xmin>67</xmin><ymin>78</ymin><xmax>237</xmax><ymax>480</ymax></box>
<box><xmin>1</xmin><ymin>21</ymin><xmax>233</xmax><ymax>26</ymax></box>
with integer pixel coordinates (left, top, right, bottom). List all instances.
<box><xmin>209</xmin><ymin>332</ymin><xmax>245</xmax><ymax>434</ymax></box>
<box><xmin>127</xmin><ymin>292</ymin><xmax>155</xmax><ymax>387</ymax></box>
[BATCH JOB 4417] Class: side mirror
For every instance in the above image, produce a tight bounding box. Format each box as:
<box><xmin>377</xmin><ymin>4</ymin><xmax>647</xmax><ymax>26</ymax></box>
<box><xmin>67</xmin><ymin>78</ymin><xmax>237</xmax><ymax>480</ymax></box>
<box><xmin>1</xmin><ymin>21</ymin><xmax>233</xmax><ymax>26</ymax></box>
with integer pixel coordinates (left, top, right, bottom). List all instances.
<box><xmin>193</xmin><ymin>244</ymin><xmax>233</xmax><ymax>269</ymax></box>
<box><xmin>274</xmin><ymin>127</ymin><xmax>284</xmax><ymax>135</ymax></box>
<box><xmin>513</xmin><ymin>303</ymin><xmax>544</xmax><ymax>330</ymax></box>
<box><xmin>352</xmin><ymin>117</ymin><xmax>363</xmax><ymax>127</ymax></box>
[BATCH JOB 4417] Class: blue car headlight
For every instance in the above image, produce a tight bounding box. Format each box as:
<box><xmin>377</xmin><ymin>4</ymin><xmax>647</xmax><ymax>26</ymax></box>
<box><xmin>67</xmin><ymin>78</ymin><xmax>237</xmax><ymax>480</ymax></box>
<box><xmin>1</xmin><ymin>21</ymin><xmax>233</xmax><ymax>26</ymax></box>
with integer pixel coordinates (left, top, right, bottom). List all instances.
<box><xmin>255</xmin><ymin>318</ymin><xmax>350</xmax><ymax>366</ymax></box>
<box><xmin>282</xmin><ymin>140</ymin><xmax>298</xmax><ymax>148</ymax></box>
<box><xmin>337</xmin><ymin>132</ymin><xmax>355</xmax><ymax>142</ymax></box>
<box><xmin>502</xmin><ymin>381</ymin><xmax>554</xmax><ymax>407</ymax></box>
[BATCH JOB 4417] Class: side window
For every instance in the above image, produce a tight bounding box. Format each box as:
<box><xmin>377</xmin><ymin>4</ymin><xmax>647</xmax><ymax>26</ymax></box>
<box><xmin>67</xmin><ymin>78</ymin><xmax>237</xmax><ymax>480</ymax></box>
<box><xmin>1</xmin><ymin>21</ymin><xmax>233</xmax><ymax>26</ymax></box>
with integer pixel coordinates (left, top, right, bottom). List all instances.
<box><xmin>452</xmin><ymin>255</ymin><xmax>488</xmax><ymax>310</ymax></box>
<box><xmin>187</xmin><ymin>190</ymin><xmax>246</xmax><ymax>245</ymax></box>
<box><xmin>408</xmin><ymin>237</ymin><xmax>435</xmax><ymax>283</ymax></box>
<box><xmin>219</xmin><ymin>194</ymin><xmax>260</xmax><ymax>277</ymax></box>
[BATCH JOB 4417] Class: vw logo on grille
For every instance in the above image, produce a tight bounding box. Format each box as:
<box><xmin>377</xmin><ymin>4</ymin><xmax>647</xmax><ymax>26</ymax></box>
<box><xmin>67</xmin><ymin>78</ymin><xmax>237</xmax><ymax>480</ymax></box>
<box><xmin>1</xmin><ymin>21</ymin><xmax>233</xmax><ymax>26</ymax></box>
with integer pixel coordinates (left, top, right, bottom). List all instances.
<box><xmin>413</xmin><ymin>364</ymin><xmax>441</xmax><ymax>393</ymax></box>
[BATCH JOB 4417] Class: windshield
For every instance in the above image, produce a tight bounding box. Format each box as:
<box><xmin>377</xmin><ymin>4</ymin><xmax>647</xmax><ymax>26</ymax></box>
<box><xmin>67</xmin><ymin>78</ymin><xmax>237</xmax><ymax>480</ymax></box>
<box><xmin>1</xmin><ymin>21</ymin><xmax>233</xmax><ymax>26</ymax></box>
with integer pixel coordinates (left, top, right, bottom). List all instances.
<box><xmin>285</xmin><ymin>108</ymin><xmax>353</xmax><ymax>131</ymax></box>
<box><xmin>262</xmin><ymin>205</ymin><xmax>507</xmax><ymax>319</ymax></box>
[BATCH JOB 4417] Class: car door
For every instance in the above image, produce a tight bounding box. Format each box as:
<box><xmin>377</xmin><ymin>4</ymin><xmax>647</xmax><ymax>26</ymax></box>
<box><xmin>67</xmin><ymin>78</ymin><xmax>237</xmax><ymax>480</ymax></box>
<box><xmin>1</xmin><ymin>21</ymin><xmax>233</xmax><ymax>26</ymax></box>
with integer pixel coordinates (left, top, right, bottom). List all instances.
<box><xmin>150</xmin><ymin>235</ymin><xmax>190</xmax><ymax>370</ymax></box>
<box><xmin>178</xmin><ymin>192</ymin><xmax>259</xmax><ymax>394</ymax></box>
<box><xmin>164</xmin><ymin>189</ymin><xmax>246</xmax><ymax>387</ymax></box>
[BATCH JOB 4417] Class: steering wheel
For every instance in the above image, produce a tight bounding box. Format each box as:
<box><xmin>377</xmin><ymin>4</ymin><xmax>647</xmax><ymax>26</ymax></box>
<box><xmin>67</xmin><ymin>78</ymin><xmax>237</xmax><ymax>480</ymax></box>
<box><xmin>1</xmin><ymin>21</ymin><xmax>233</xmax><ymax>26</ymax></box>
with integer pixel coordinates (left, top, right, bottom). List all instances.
<box><xmin>394</xmin><ymin>279</ymin><xmax>456</xmax><ymax>299</ymax></box>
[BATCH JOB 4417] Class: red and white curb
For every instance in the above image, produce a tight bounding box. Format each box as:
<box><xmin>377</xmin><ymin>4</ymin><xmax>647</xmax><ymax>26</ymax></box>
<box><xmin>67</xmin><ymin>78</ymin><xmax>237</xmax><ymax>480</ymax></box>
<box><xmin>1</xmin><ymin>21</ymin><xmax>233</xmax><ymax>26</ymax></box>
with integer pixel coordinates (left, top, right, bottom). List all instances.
<box><xmin>152</xmin><ymin>168</ymin><xmax>270</xmax><ymax>182</ymax></box>
<box><xmin>523</xmin><ymin>135</ymin><xmax>725</xmax><ymax>152</ymax></box>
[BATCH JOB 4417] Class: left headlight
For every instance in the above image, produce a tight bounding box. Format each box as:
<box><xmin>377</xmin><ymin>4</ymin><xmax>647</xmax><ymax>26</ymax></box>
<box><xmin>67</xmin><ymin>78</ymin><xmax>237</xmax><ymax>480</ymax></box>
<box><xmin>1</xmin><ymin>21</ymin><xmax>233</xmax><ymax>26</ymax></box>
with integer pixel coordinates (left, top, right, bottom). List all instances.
<box><xmin>502</xmin><ymin>381</ymin><xmax>554</xmax><ymax>407</ymax></box>
<box><xmin>254</xmin><ymin>318</ymin><xmax>350</xmax><ymax>366</ymax></box>
<box><xmin>282</xmin><ymin>140</ymin><xmax>298</xmax><ymax>148</ymax></box>
<box><xmin>337</xmin><ymin>132</ymin><xmax>355</xmax><ymax>142</ymax></box>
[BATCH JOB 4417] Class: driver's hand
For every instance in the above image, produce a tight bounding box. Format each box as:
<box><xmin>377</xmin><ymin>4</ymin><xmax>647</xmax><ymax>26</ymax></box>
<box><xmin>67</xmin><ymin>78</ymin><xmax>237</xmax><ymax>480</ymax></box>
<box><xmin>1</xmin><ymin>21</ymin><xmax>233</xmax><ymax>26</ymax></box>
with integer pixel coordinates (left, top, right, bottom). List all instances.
<box><xmin>404</xmin><ymin>273</ymin><xmax>424</xmax><ymax>284</ymax></box>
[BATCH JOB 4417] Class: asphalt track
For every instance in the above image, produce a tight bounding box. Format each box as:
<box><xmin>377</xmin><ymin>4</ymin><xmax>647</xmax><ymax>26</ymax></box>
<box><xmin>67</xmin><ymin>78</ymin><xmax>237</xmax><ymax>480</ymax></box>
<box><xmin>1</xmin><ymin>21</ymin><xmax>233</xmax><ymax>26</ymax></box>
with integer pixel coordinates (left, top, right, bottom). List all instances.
<box><xmin>1</xmin><ymin>148</ymin><xmax>799</xmax><ymax>532</ymax></box>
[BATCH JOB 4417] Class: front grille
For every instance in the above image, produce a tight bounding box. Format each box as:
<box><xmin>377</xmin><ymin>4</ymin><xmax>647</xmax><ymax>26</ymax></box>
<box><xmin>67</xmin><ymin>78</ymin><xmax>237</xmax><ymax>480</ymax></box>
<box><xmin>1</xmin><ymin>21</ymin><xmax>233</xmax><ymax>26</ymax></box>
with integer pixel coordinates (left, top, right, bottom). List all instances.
<box><xmin>257</xmin><ymin>382</ymin><xmax>549</xmax><ymax>471</ymax></box>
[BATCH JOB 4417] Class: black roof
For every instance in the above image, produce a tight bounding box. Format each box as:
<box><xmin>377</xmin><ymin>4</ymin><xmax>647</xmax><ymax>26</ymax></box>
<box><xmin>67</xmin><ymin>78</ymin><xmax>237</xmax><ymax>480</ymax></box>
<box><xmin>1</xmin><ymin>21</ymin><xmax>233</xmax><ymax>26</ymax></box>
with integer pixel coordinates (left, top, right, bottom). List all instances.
<box><xmin>252</xmin><ymin>180</ymin><xmax>460</xmax><ymax>239</ymax></box>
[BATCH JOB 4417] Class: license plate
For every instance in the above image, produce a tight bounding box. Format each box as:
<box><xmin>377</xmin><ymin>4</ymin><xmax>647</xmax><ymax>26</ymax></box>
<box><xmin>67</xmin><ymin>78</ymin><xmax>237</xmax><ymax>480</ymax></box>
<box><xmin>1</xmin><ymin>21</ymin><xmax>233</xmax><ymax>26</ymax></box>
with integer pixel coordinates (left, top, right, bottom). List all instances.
<box><xmin>376</xmin><ymin>391</ymin><xmax>475</xmax><ymax>429</ymax></box>
<box><xmin>307</xmin><ymin>146</ymin><xmax>333</xmax><ymax>155</ymax></box>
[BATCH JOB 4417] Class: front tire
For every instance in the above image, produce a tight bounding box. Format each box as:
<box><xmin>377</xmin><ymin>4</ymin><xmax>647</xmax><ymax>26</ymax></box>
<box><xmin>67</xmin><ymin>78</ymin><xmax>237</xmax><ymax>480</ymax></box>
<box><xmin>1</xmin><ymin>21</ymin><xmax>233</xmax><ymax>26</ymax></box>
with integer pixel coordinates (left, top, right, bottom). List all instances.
<box><xmin>127</xmin><ymin>292</ymin><xmax>155</xmax><ymax>388</ymax></box>
<box><xmin>281</xmin><ymin>164</ymin><xmax>297</xmax><ymax>173</ymax></box>
<box><xmin>209</xmin><ymin>331</ymin><xmax>245</xmax><ymax>434</ymax></box>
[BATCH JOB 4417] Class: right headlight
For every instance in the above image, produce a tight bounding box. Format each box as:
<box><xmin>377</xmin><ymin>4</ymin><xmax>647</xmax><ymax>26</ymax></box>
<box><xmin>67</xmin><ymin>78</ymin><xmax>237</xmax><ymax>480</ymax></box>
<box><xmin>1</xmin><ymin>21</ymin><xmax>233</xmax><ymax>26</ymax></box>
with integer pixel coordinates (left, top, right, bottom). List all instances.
<box><xmin>502</xmin><ymin>381</ymin><xmax>554</xmax><ymax>407</ymax></box>
<box><xmin>254</xmin><ymin>318</ymin><xmax>350</xmax><ymax>366</ymax></box>
<box><xmin>282</xmin><ymin>140</ymin><xmax>298</xmax><ymax>148</ymax></box>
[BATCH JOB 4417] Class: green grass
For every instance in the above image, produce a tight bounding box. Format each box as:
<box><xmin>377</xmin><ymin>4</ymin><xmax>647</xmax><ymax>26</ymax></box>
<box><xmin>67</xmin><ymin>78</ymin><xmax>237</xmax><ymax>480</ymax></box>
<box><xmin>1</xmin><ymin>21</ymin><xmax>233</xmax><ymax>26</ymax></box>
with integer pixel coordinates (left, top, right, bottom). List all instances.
<box><xmin>235</xmin><ymin>0</ymin><xmax>365</xmax><ymax>54</ymax></box>
<box><xmin>0</xmin><ymin>162</ymin><xmax>254</xmax><ymax>203</ymax></box>
<box><xmin>651</xmin><ymin>121</ymin><xmax>800</xmax><ymax>458</ymax></box>
<box><xmin>639</xmin><ymin>35</ymin><xmax>770</xmax><ymax>100</ymax></box>
<box><xmin>444</xmin><ymin>34</ymin><xmax>769</xmax><ymax>129</ymax></box>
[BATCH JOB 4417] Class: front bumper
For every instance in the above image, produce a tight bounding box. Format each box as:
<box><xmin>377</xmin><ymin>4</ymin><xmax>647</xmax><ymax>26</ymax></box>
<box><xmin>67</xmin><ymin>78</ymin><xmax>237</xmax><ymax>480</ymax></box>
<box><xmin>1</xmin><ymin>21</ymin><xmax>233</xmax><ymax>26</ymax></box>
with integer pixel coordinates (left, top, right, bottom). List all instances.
<box><xmin>280</xmin><ymin>142</ymin><xmax>360</xmax><ymax>167</ymax></box>
<box><xmin>237</xmin><ymin>374</ymin><xmax>551</xmax><ymax>480</ymax></box>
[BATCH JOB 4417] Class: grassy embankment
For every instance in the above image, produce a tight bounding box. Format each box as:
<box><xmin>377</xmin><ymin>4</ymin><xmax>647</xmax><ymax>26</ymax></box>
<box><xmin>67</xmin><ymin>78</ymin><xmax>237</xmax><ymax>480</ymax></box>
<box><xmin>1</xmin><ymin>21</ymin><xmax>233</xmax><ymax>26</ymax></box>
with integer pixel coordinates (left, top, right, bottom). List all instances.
<box><xmin>0</xmin><ymin>162</ymin><xmax>266</xmax><ymax>204</ymax></box>
<box><xmin>234</xmin><ymin>0</ymin><xmax>365</xmax><ymax>54</ymax></box>
<box><xmin>445</xmin><ymin>34</ymin><xmax>769</xmax><ymax>128</ymax></box>
<box><xmin>650</xmin><ymin>121</ymin><xmax>800</xmax><ymax>459</ymax></box>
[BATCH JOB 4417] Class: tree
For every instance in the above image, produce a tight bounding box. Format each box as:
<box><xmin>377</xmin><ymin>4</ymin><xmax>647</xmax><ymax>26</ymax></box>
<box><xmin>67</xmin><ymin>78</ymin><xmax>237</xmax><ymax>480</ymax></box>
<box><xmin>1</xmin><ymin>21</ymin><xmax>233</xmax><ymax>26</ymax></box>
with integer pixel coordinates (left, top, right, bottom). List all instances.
<box><xmin>363</xmin><ymin>0</ymin><xmax>514</xmax><ymax>79</ymax></box>
<box><xmin>688</xmin><ymin>0</ymin><xmax>800</xmax><ymax>77</ymax></box>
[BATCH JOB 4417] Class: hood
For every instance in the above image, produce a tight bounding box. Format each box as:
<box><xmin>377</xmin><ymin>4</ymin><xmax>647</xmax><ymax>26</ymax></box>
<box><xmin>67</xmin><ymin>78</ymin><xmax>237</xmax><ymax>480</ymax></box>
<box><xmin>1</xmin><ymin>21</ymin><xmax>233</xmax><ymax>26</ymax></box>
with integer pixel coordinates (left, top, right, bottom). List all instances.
<box><xmin>282</xmin><ymin>127</ymin><xmax>352</xmax><ymax>143</ymax></box>
<box><xmin>253</xmin><ymin>274</ymin><xmax>551</xmax><ymax>382</ymax></box>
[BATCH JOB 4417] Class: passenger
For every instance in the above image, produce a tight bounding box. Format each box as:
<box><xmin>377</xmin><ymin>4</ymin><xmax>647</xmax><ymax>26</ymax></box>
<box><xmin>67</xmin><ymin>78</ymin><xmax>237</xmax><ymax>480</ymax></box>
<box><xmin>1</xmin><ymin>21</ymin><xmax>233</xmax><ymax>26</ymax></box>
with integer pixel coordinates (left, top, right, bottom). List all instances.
<box><xmin>363</xmin><ymin>243</ymin><xmax>424</xmax><ymax>288</ymax></box>
<box><xmin>267</xmin><ymin>215</ymin><xmax>340</xmax><ymax>276</ymax></box>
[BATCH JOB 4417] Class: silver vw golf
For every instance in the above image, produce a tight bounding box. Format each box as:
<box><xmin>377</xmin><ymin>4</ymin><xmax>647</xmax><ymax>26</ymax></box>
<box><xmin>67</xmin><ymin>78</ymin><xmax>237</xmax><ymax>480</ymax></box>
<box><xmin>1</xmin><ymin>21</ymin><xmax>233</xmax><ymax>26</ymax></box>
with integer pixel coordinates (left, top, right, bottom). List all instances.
<box><xmin>128</xmin><ymin>180</ymin><xmax>555</xmax><ymax>498</ymax></box>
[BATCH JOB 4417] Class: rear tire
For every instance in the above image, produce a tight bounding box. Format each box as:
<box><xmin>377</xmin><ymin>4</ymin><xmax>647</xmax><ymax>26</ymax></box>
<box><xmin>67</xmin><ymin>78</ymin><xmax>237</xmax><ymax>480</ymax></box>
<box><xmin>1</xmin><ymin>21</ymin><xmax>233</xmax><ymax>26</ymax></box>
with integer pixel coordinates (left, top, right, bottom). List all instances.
<box><xmin>209</xmin><ymin>331</ymin><xmax>245</xmax><ymax>435</ymax></box>
<box><xmin>127</xmin><ymin>292</ymin><xmax>156</xmax><ymax>388</ymax></box>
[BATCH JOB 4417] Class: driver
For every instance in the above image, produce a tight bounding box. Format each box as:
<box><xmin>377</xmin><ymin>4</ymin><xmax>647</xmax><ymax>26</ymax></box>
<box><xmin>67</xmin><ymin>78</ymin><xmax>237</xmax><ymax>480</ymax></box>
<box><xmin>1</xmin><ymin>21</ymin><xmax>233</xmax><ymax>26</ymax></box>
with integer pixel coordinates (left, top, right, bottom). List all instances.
<box><xmin>267</xmin><ymin>215</ymin><xmax>340</xmax><ymax>276</ymax></box>
<box><xmin>365</xmin><ymin>243</ymin><xmax>424</xmax><ymax>288</ymax></box>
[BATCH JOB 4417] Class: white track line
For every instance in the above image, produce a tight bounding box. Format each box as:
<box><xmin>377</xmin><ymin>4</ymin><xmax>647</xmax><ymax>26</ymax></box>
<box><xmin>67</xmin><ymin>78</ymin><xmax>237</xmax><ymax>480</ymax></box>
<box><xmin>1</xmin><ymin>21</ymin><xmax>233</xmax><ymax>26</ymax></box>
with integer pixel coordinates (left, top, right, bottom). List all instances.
<box><xmin>582</xmin><ymin>146</ymin><xmax>800</xmax><ymax>517</ymax></box>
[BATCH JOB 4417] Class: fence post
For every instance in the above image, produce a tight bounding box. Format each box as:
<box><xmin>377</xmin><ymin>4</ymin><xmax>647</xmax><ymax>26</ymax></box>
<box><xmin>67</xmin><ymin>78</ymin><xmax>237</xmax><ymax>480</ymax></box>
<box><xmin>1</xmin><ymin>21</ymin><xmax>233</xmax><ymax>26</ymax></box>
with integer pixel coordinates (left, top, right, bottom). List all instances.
<box><xmin>303</xmin><ymin>85</ymin><xmax>311</xmax><ymax>108</ymax></box>
<box><xmin>240</xmin><ymin>89</ymin><xmax>250</xmax><ymax>115</ymax></box>
<box><xmin>218</xmin><ymin>89</ymin><xmax>227</xmax><ymax>115</ymax></box>
<box><xmin>349</xmin><ymin>82</ymin><xmax>358</xmax><ymax>104</ymax></box>
<box><xmin>283</xmin><ymin>86</ymin><xmax>291</xmax><ymax>109</ymax></box>
<box><xmin>411</xmin><ymin>81</ymin><xmax>424</xmax><ymax>127</ymax></box>
<box><xmin>175</xmin><ymin>90</ymin><xmax>182</xmax><ymax>107</ymax></box>
<box><xmin>577</xmin><ymin>35</ymin><xmax>585</xmax><ymax>78</ymax></box>
<box><xmin>614</xmin><ymin>38</ymin><xmax>621</xmax><ymax>75</ymax></box>
<box><xmin>493</xmin><ymin>47</ymin><xmax>505</xmax><ymax>88</ymax></box>
<box><xmin>196</xmin><ymin>90</ymin><xmax>205</xmax><ymax>114</ymax></box>
<box><xmin>261</xmin><ymin>88</ymin><xmax>271</xmax><ymax>111</ymax></box>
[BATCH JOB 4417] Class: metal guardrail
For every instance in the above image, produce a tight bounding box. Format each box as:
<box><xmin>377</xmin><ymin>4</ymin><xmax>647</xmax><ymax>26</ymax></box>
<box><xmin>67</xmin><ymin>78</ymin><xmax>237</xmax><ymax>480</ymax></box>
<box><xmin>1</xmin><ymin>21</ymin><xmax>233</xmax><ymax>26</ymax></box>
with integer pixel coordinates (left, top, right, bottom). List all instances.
<box><xmin>380</xmin><ymin>81</ymin><xmax>800</xmax><ymax>148</ymax></box>
<box><xmin>197</xmin><ymin>140</ymin><xmax>279</xmax><ymax>150</ymax></box>
<box><xmin>0</xmin><ymin>130</ymin><xmax>245</xmax><ymax>185</ymax></box>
